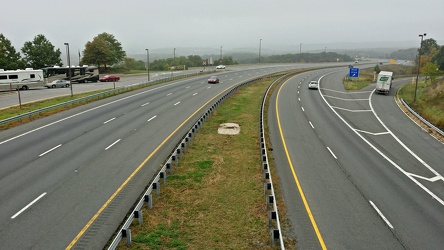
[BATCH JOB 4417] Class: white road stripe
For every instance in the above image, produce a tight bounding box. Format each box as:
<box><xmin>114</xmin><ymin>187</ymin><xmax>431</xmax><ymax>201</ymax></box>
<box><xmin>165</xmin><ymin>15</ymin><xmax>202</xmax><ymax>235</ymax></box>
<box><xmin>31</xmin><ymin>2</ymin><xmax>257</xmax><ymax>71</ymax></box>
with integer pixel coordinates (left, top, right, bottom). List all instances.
<box><xmin>193</xmin><ymin>93</ymin><xmax>198</xmax><ymax>96</ymax></box>
<box><xmin>147</xmin><ymin>115</ymin><xmax>157</xmax><ymax>122</ymax></box>
<box><xmin>302</xmin><ymin>107</ymin><xmax>305</xmax><ymax>112</ymax></box>
<box><xmin>327</xmin><ymin>146</ymin><xmax>337</xmax><ymax>159</ymax></box>
<box><xmin>174</xmin><ymin>101</ymin><xmax>181</xmax><ymax>106</ymax></box>
<box><xmin>105</xmin><ymin>139</ymin><xmax>121</xmax><ymax>150</ymax></box>
<box><xmin>39</xmin><ymin>144</ymin><xmax>62</xmax><ymax>157</ymax></box>
<box><xmin>369</xmin><ymin>200</ymin><xmax>394</xmax><ymax>229</ymax></box>
<box><xmin>141</xmin><ymin>102</ymin><xmax>150</xmax><ymax>106</ymax></box>
<box><xmin>309</xmin><ymin>121</ymin><xmax>315</xmax><ymax>129</ymax></box>
<box><xmin>103</xmin><ymin>117</ymin><xmax>116</xmax><ymax>124</ymax></box>
<box><xmin>11</xmin><ymin>192</ymin><xmax>47</xmax><ymax>219</ymax></box>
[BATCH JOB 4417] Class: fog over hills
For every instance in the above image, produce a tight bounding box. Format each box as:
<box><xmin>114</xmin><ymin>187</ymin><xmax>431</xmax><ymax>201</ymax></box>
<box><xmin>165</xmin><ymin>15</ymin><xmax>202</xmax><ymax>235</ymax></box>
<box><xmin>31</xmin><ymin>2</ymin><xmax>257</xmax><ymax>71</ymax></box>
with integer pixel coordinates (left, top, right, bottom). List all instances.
<box><xmin>128</xmin><ymin>40</ymin><xmax>426</xmax><ymax>62</ymax></box>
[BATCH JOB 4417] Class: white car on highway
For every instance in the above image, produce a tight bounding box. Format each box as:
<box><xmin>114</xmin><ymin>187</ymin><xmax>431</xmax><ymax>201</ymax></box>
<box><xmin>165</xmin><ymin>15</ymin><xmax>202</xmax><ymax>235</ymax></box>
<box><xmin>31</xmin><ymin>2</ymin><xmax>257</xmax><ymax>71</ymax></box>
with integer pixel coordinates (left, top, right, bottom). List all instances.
<box><xmin>308</xmin><ymin>81</ymin><xmax>318</xmax><ymax>89</ymax></box>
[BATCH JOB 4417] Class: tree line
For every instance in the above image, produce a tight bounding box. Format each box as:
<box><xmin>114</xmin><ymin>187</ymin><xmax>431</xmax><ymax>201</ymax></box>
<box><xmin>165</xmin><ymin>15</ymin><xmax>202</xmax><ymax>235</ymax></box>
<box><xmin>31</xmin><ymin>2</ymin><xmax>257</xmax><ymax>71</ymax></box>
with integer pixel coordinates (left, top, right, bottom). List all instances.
<box><xmin>0</xmin><ymin>32</ymin><xmax>238</xmax><ymax>72</ymax></box>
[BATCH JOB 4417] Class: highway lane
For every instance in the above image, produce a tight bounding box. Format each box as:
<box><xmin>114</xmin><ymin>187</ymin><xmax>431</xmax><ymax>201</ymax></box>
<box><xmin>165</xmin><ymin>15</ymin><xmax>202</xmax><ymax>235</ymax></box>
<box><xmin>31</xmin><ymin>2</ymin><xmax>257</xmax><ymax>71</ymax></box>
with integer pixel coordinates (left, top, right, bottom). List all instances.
<box><xmin>268</xmin><ymin>68</ymin><xmax>444</xmax><ymax>249</ymax></box>
<box><xmin>0</xmin><ymin>63</ymin><xmax>324</xmax><ymax>249</ymax></box>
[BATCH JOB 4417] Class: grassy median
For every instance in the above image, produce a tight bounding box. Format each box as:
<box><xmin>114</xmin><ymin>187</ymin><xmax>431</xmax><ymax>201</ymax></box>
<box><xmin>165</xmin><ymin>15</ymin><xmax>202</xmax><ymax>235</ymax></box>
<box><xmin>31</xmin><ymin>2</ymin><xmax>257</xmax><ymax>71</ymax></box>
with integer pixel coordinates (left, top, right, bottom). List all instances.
<box><xmin>116</xmin><ymin>75</ymin><xmax>294</xmax><ymax>249</ymax></box>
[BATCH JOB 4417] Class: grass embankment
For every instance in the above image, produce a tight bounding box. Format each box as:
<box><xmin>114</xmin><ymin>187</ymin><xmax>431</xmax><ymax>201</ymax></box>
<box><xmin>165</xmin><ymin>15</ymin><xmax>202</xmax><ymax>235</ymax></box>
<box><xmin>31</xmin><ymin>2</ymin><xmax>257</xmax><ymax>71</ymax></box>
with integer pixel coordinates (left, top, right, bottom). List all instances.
<box><xmin>398</xmin><ymin>78</ymin><xmax>444</xmax><ymax>130</ymax></box>
<box><xmin>343</xmin><ymin>64</ymin><xmax>415</xmax><ymax>90</ymax></box>
<box><xmin>117</xmin><ymin>76</ymin><xmax>292</xmax><ymax>249</ymax></box>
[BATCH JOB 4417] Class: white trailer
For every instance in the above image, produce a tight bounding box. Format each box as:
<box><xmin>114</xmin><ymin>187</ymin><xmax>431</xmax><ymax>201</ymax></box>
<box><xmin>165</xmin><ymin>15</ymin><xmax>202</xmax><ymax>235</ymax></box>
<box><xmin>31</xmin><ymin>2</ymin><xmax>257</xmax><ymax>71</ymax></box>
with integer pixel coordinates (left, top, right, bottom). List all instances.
<box><xmin>375</xmin><ymin>71</ymin><xmax>393</xmax><ymax>95</ymax></box>
<box><xmin>0</xmin><ymin>68</ymin><xmax>44</xmax><ymax>91</ymax></box>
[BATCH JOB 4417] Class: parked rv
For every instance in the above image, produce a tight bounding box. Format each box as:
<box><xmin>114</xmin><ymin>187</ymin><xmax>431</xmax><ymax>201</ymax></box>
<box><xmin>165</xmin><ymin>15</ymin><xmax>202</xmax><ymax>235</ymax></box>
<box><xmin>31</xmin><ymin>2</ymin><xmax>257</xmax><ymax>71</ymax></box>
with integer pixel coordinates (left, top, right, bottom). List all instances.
<box><xmin>0</xmin><ymin>68</ymin><xmax>44</xmax><ymax>91</ymax></box>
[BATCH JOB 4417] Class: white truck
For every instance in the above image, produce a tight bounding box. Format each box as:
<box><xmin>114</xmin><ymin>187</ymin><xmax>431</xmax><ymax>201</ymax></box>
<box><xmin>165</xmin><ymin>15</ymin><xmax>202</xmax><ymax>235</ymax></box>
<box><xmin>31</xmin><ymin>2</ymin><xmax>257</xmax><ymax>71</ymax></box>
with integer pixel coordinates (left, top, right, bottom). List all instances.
<box><xmin>375</xmin><ymin>71</ymin><xmax>393</xmax><ymax>95</ymax></box>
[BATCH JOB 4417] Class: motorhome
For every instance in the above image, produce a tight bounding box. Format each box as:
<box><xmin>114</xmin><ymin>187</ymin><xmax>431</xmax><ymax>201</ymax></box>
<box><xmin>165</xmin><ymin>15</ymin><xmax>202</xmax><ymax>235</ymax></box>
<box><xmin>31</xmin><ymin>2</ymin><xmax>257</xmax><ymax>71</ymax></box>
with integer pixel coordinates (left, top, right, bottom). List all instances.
<box><xmin>0</xmin><ymin>68</ymin><xmax>44</xmax><ymax>91</ymax></box>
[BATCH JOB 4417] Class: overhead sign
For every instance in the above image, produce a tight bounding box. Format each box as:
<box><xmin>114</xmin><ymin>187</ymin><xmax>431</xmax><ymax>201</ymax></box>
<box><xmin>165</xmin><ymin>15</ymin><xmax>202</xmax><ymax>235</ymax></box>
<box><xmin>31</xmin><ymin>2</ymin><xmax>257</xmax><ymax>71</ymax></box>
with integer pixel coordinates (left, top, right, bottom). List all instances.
<box><xmin>349</xmin><ymin>68</ymin><xmax>360</xmax><ymax>78</ymax></box>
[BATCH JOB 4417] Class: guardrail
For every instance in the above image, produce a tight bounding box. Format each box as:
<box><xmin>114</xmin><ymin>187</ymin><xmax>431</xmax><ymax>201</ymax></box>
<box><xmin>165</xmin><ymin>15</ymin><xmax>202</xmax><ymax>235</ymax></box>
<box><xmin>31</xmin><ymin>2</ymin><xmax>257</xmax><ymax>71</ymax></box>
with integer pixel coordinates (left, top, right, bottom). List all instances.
<box><xmin>106</xmin><ymin>74</ymin><xmax>286</xmax><ymax>249</ymax></box>
<box><xmin>401</xmin><ymin>99</ymin><xmax>444</xmax><ymax>137</ymax></box>
<box><xmin>259</xmin><ymin>74</ymin><xmax>288</xmax><ymax>249</ymax></box>
<box><xmin>0</xmin><ymin>72</ymin><xmax>205</xmax><ymax>126</ymax></box>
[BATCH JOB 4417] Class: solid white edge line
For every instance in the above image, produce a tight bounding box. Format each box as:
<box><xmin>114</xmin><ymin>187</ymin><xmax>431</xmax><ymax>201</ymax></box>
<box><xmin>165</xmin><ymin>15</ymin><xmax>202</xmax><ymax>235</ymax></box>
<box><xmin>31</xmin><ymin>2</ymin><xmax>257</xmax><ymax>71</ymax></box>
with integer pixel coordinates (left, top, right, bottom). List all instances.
<box><xmin>318</xmin><ymin>72</ymin><xmax>444</xmax><ymax>206</ymax></box>
<box><xmin>369</xmin><ymin>200</ymin><xmax>394</xmax><ymax>229</ymax></box>
<box><xmin>11</xmin><ymin>192</ymin><xmax>47</xmax><ymax>219</ymax></box>
<box><xmin>105</xmin><ymin>139</ymin><xmax>121</xmax><ymax>150</ymax></box>
<box><xmin>326</xmin><ymin>146</ymin><xmax>337</xmax><ymax>159</ymax></box>
<box><xmin>0</xmin><ymin>79</ymin><xmax>186</xmax><ymax>145</ymax></box>
<box><xmin>39</xmin><ymin>144</ymin><xmax>62</xmax><ymax>157</ymax></box>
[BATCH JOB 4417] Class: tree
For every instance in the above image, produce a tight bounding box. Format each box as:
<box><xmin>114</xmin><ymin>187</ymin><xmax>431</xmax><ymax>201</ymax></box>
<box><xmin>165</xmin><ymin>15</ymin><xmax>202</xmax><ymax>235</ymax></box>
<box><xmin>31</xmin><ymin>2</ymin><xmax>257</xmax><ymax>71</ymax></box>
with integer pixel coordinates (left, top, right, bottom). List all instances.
<box><xmin>82</xmin><ymin>32</ymin><xmax>125</xmax><ymax>70</ymax></box>
<box><xmin>374</xmin><ymin>64</ymin><xmax>381</xmax><ymax>74</ymax></box>
<box><xmin>119</xmin><ymin>57</ymin><xmax>145</xmax><ymax>70</ymax></box>
<box><xmin>433</xmin><ymin>46</ymin><xmax>444</xmax><ymax>70</ymax></box>
<box><xmin>420</xmin><ymin>38</ymin><xmax>439</xmax><ymax>56</ymax></box>
<box><xmin>21</xmin><ymin>34</ymin><xmax>62</xmax><ymax>69</ymax></box>
<box><xmin>81</xmin><ymin>39</ymin><xmax>112</xmax><ymax>69</ymax></box>
<box><xmin>0</xmin><ymin>33</ymin><xmax>24</xmax><ymax>70</ymax></box>
<box><xmin>422</xmin><ymin>62</ymin><xmax>443</xmax><ymax>85</ymax></box>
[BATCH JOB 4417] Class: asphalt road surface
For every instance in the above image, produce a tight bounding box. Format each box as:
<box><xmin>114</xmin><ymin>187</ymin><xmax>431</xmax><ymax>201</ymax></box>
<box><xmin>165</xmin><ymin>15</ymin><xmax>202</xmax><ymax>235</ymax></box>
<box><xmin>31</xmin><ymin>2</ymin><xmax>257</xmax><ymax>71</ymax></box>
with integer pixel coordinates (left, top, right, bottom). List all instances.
<box><xmin>268</xmin><ymin>69</ymin><xmax>444</xmax><ymax>249</ymax></box>
<box><xmin>0</xmin><ymin>63</ymin><xmax>353</xmax><ymax>249</ymax></box>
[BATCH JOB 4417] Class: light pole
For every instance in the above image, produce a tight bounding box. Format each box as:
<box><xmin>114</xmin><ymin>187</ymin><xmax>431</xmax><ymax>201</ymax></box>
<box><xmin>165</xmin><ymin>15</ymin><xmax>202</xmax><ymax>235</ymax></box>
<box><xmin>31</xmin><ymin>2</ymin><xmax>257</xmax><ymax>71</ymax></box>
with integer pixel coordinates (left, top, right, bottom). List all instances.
<box><xmin>220</xmin><ymin>46</ymin><xmax>222</xmax><ymax>64</ymax></box>
<box><xmin>414</xmin><ymin>33</ymin><xmax>426</xmax><ymax>102</ymax></box>
<box><xmin>300</xmin><ymin>43</ymin><xmax>302</xmax><ymax>54</ymax></box>
<box><xmin>172</xmin><ymin>48</ymin><xmax>176</xmax><ymax>77</ymax></box>
<box><xmin>64</xmin><ymin>43</ymin><xmax>73</xmax><ymax>97</ymax></box>
<box><xmin>259</xmin><ymin>39</ymin><xmax>262</xmax><ymax>63</ymax></box>
<box><xmin>145</xmin><ymin>49</ymin><xmax>150</xmax><ymax>81</ymax></box>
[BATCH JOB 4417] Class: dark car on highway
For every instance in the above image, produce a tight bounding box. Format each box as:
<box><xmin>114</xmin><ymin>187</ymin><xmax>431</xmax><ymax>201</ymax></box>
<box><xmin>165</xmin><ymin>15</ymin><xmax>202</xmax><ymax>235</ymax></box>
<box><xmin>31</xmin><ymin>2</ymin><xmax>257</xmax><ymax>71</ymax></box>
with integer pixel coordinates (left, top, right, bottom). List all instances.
<box><xmin>208</xmin><ymin>76</ymin><xmax>219</xmax><ymax>84</ymax></box>
<box><xmin>100</xmin><ymin>75</ymin><xmax>120</xmax><ymax>82</ymax></box>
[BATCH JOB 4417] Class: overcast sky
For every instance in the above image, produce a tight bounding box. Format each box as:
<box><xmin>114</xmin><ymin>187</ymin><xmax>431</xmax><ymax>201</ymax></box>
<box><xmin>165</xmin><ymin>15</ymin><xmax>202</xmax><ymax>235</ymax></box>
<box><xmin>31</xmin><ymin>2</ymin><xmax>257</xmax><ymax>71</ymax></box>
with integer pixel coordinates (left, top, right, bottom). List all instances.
<box><xmin>2</xmin><ymin>0</ymin><xmax>444</xmax><ymax>56</ymax></box>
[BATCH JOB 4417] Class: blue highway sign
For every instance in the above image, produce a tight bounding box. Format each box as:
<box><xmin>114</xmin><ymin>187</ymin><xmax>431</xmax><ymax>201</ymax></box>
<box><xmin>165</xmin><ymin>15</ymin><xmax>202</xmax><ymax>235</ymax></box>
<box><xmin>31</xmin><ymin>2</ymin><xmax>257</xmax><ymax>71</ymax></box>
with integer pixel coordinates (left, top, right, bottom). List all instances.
<box><xmin>349</xmin><ymin>68</ymin><xmax>359</xmax><ymax>78</ymax></box>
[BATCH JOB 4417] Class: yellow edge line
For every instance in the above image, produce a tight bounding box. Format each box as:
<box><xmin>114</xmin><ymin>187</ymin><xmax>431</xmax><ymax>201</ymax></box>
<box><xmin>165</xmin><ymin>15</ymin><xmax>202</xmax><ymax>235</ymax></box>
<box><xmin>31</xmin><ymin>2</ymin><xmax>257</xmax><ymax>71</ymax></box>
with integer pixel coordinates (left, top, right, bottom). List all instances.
<box><xmin>276</xmin><ymin>78</ymin><xmax>327</xmax><ymax>250</ymax></box>
<box><xmin>66</xmin><ymin>84</ymin><xmax>235</xmax><ymax>249</ymax></box>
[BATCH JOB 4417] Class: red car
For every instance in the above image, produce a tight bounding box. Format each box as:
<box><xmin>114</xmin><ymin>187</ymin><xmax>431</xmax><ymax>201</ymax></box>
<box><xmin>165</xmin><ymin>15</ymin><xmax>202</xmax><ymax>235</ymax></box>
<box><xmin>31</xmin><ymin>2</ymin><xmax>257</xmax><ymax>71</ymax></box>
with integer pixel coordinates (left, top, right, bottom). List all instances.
<box><xmin>208</xmin><ymin>76</ymin><xmax>219</xmax><ymax>84</ymax></box>
<box><xmin>100</xmin><ymin>75</ymin><xmax>120</xmax><ymax>82</ymax></box>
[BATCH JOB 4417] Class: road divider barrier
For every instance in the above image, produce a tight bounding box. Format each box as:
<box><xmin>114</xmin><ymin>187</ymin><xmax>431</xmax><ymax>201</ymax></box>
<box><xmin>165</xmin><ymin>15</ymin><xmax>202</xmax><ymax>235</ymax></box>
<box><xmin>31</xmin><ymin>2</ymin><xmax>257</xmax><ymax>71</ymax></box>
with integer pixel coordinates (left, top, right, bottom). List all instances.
<box><xmin>401</xmin><ymin>99</ymin><xmax>444</xmax><ymax>138</ymax></box>
<box><xmin>42</xmin><ymin>72</ymin><xmax>288</xmax><ymax>249</ymax></box>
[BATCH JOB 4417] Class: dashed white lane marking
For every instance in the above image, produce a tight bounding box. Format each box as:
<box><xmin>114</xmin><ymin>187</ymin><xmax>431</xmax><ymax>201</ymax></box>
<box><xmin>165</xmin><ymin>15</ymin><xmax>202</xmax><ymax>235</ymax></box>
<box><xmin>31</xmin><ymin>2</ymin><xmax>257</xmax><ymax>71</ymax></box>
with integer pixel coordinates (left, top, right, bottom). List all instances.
<box><xmin>39</xmin><ymin>144</ymin><xmax>62</xmax><ymax>157</ymax></box>
<box><xmin>11</xmin><ymin>192</ymin><xmax>47</xmax><ymax>219</ymax></box>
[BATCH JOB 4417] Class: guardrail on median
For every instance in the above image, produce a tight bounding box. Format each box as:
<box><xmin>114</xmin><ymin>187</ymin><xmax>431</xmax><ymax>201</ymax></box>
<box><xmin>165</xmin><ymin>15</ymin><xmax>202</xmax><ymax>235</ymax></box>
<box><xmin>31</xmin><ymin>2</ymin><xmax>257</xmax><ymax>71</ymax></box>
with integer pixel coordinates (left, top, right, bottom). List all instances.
<box><xmin>401</xmin><ymin>99</ymin><xmax>444</xmax><ymax>137</ymax></box>
<box><xmin>107</xmin><ymin>74</ymin><xmax>286</xmax><ymax>250</ymax></box>
<box><xmin>0</xmin><ymin>72</ymin><xmax>205</xmax><ymax>126</ymax></box>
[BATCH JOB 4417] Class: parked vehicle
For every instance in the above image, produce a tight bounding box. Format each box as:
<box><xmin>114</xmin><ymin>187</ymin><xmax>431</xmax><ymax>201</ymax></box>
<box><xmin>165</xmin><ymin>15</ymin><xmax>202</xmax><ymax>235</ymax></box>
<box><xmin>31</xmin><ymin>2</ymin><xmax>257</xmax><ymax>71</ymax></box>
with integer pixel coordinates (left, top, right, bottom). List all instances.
<box><xmin>0</xmin><ymin>68</ymin><xmax>44</xmax><ymax>91</ymax></box>
<box><xmin>45</xmin><ymin>79</ymin><xmax>70</xmax><ymax>88</ymax></box>
<box><xmin>42</xmin><ymin>65</ymin><xmax>99</xmax><ymax>83</ymax></box>
<box><xmin>208</xmin><ymin>76</ymin><xmax>219</xmax><ymax>84</ymax></box>
<box><xmin>100</xmin><ymin>75</ymin><xmax>120</xmax><ymax>82</ymax></box>
<box><xmin>216</xmin><ymin>65</ymin><xmax>226</xmax><ymax>69</ymax></box>
<box><xmin>375</xmin><ymin>71</ymin><xmax>393</xmax><ymax>95</ymax></box>
<box><xmin>308</xmin><ymin>81</ymin><xmax>318</xmax><ymax>89</ymax></box>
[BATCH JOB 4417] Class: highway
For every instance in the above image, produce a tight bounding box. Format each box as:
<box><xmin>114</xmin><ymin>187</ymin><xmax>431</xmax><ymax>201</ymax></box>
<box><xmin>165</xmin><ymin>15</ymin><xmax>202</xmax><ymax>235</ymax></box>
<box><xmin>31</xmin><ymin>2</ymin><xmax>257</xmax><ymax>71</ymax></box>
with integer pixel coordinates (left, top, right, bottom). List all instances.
<box><xmin>0</xmin><ymin>63</ymin><xmax>342</xmax><ymax>249</ymax></box>
<box><xmin>268</xmin><ymin>69</ymin><xmax>444</xmax><ymax>249</ymax></box>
